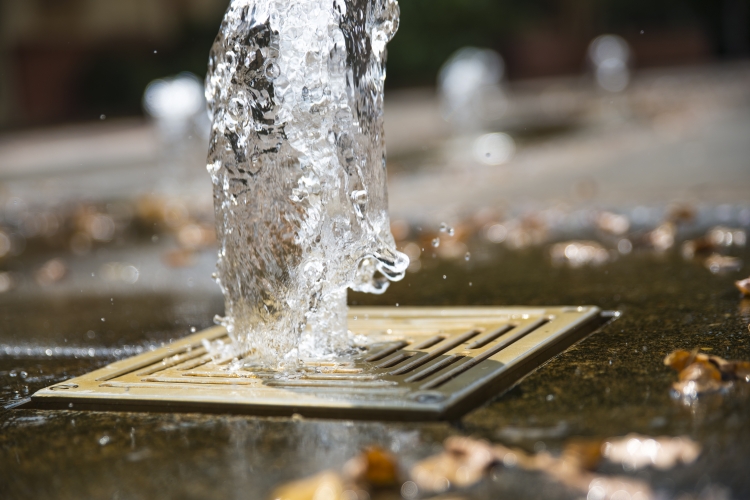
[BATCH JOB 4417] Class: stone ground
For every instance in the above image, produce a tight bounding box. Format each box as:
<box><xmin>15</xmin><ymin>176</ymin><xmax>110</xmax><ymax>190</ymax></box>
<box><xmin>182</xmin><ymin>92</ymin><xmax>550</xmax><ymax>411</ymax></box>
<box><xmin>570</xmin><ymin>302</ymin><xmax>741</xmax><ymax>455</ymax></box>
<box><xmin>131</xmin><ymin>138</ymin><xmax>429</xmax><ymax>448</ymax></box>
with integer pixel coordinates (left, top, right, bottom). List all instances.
<box><xmin>0</xmin><ymin>62</ymin><xmax>749</xmax><ymax>499</ymax></box>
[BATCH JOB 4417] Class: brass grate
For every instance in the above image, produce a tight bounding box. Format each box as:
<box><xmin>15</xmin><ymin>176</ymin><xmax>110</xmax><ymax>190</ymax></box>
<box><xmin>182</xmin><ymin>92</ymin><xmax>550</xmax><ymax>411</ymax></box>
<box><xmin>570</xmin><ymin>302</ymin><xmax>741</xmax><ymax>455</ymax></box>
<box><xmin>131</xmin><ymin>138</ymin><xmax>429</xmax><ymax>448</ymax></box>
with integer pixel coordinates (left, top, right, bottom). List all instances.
<box><xmin>27</xmin><ymin>306</ymin><xmax>611</xmax><ymax>420</ymax></box>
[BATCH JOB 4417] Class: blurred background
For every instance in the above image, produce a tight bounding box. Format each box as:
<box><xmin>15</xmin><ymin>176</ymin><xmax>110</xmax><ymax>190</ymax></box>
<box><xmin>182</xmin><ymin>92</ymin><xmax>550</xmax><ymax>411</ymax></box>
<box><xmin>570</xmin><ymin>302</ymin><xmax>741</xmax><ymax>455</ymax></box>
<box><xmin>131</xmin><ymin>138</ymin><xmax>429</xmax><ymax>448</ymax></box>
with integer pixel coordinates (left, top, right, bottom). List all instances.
<box><xmin>0</xmin><ymin>0</ymin><xmax>748</xmax><ymax>297</ymax></box>
<box><xmin>0</xmin><ymin>0</ymin><xmax>747</xmax><ymax>128</ymax></box>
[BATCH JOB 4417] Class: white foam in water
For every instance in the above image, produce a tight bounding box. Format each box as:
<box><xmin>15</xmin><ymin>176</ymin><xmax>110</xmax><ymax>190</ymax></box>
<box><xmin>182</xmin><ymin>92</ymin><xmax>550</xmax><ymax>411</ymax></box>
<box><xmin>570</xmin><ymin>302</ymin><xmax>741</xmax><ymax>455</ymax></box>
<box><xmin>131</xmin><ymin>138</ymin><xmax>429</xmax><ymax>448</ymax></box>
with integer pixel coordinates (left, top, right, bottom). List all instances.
<box><xmin>205</xmin><ymin>0</ymin><xmax>408</xmax><ymax>368</ymax></box>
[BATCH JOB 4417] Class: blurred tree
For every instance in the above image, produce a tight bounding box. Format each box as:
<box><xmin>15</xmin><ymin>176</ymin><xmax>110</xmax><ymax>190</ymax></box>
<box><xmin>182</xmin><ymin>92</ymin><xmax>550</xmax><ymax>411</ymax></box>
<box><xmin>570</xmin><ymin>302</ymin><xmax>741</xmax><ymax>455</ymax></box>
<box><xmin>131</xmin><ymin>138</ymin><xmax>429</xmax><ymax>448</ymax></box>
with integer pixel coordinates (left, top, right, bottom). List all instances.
<box><xmin>1</xmin><ymin>0</ymin><xmax>745</xmax><ymax>128</ymax></box>
<box><xmin>77</xmin><ymin>20</ymin><xmax>224</xmax><ymax>120</ymax></box>
<box><xmin>385</xmin><ymin>0</ymin><xmax>740</xmax><ymax>86</ymax></box>
<box><xmin>386</xmin><ymin>0</ymin><xmax>539</xmax><ymax>87</ymax></box>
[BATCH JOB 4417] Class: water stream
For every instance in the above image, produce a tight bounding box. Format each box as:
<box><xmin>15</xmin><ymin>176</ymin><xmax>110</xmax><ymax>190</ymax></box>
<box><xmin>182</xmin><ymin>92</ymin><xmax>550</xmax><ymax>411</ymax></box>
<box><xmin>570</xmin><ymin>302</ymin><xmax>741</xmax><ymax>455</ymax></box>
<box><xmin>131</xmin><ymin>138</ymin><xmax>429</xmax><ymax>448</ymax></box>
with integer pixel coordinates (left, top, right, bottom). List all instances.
<box><xmin>205</xmin><ymin>0</ymin><xmax>408</xmax><ymax>368</ymax></box>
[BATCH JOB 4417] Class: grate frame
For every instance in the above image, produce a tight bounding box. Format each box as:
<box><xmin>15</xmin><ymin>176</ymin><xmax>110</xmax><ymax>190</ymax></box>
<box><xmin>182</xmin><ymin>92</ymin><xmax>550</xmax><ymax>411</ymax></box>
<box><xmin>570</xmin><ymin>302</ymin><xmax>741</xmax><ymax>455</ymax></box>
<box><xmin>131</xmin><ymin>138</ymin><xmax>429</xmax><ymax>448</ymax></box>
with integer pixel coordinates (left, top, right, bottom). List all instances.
<box><xmin>26</xmin><ymin>306</ymin><xmax>611</xmax><ymax>420</ymax></box>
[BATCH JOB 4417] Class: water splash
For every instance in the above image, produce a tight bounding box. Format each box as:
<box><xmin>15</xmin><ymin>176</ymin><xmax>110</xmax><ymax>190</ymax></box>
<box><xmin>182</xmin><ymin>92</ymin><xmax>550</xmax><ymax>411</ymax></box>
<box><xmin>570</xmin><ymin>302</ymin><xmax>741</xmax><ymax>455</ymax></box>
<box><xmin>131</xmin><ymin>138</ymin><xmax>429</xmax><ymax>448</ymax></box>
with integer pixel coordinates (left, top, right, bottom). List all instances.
<box><xmin>205</xmin><ymin>0</ymin><xmax>407</xmax><ymax>368</ymax></box>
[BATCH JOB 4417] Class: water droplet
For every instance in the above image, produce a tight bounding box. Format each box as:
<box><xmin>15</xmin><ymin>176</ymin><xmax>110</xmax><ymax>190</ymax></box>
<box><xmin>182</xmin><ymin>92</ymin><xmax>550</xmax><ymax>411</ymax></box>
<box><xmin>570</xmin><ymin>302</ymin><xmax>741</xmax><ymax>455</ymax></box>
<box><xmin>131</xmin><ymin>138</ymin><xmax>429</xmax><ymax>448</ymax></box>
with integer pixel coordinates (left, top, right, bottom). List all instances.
<box><xmin>99</xmin><ymin>435</ymin><xmax>110</xmax><ymax>446</ymax></box>
<box><xmin>443</xmin><ymin>275</ymin><xmax>447</xmax><ymax>280</ymax></box>
<box><xmin>464</xmin><ymin>252</ymin><xmax>471</xmax><ymax>261</ymax></box>
<box><xmin>190</xmin><ymin>327</ymin><xmax>197</xmax><ymax>333</ymax></box>
<box><xmin>439</xmin><ymin>223</ymin><xmax>455</xmax><ymax>236</ymax></box>
<box><xmin>468</xmin><ymin>282</ymin><xmax>472</xmax><ymax>286</ymax></box>
<box><xmin>431</xmin><ymin>238</ymin><xmax>440</xmax><ymax>248</ymax></box>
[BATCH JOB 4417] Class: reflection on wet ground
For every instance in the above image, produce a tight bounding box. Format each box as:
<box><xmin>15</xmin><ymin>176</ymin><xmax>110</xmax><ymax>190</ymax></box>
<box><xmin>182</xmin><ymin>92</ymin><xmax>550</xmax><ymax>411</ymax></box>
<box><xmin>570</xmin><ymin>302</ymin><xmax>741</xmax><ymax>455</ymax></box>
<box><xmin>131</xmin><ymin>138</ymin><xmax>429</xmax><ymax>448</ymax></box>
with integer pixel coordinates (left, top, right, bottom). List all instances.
<box><xmin>1</xmin><ymin>233</ymin><xmax>749</xmax><ymax>499</ymax></box>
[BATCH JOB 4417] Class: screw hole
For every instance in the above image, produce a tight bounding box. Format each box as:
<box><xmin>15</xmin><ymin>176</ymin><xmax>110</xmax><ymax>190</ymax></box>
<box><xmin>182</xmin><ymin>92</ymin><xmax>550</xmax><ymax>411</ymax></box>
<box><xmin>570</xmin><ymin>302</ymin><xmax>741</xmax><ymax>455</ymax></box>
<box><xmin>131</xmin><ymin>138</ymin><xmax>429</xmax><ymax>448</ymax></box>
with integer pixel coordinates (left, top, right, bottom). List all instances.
<box><xmin>50</xmin><ymin>383</ymin><xmax>78</xmax><ymax>391</ymax></box>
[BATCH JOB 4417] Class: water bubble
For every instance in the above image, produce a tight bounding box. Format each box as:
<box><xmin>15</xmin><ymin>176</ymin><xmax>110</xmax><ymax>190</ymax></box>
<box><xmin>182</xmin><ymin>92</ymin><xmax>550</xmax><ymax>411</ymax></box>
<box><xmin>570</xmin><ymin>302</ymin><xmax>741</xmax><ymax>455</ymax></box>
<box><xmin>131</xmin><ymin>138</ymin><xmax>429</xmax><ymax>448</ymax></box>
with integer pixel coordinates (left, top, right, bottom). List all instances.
<box><xmin>618</xmin><ymin>239</ymin><xmax>633</xmax><ymax>255</ymax></box>
<box><xmin>432</xmin><ymin>238</ymin><xmax>440</xmax><ymax>248</ymax></box>
<box><xmin>588</xmin><ymin>35</ymin><xmax>631</xmax><ymax>92</ymax></box>
<box><xmin>351</xmin><ymin>190</ymin><xmax>368</xmax><ymax>218</ymax></box>
<box><xmin>464</xmin><ymin>252</ymin><xmax>471</xmax><ymax>261</ymax></box>
<box><xmin>143</xmin><ymin>73</ymin><xmax>204</xmax><ymax>121</ymax></box>
<box><xmin>401</xmin><ymin>481</ymin><xmax>419</xmax><ymax>499</ymax></box>
<box><xmin>438</xmin><ymin>47</ymin><xmax>505</xmax><ymax>129</ymax></box>
<box><xmin>265</xmin><ymin>63</ymin><xmax>280</xmax><ymax>79</ymax></box>
<box><xmin>99</xmin><ymin>436</ymin><xmax>111</xmax><ymax>446</ymax></box>
<box><xmin>443</xmin><ymin>275</ymin><xmax>447</xmax><ymax>280</ymax></box>
<box><xmin>473</xmin><ymin>133</ymin><xmax>515</xmax><ymax>165</ymax></box>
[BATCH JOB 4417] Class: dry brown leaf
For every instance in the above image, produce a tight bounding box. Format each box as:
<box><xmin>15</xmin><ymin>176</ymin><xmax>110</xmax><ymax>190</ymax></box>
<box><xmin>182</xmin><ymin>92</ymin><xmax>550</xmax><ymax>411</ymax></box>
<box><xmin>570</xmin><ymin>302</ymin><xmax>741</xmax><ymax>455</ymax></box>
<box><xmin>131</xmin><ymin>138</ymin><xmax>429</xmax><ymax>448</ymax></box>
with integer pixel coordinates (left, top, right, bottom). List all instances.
<box><xmin>343</xmin><ymin>446</ymin><xmax>401</xmax><ymax>488</ymax></box>
<box><xmin>270</xmin><ymin>471</ymin><xmax>346</xmax><ymax>500</ymax></box>
<box><xmin>664</xmin><ymin>349</ymin><xmax>750</xmax><ymax>398</ymax></box>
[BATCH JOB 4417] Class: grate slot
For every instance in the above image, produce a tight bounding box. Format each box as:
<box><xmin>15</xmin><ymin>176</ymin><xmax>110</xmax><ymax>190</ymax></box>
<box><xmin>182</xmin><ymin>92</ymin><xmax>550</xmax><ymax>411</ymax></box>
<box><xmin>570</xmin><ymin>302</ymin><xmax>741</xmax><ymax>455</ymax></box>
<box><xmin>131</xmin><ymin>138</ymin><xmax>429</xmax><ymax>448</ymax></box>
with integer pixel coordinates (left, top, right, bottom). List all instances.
<box><xmin>265</xmin><ymin>379</ymin><xmax>398</xmax><ymax>389</ymax></box>
<box><xmin>181</xmin><ymin>371</ymin><xmax>258</xmax><ymax>379</ymax></box>
<box><xmin>303</xmin><ymin>361</ymin><xmax>355</xmax><ymax>367</ymax></box>
<box><xmin>403</xmin><ymin>355</ymin><xmax>465</xmax><ymax>383</ymax></box>
<box><xmin>466</xmin><ymin>325</ymin><xmax>515</xmax><ymax>349</ymax></box>
<box><xmin>365</xmin><ymin>341</ymin><xmax>409</xmax><ymax>362</ymax></box>
<box><xmin>377</xmin><ymin>352</ymin><xmax>413</xmax><ymax>368</ymax></box>
<box><xmin>390</xmin><ymin>329</ymin><xmax>481</xmax><ymax>376</ymax></box>
<box><xmin>420</xmin><ymin>318</ymin><xmax>550</xmax><ymax>389</ymax></box>
<box><xmin>135</xmin><ymin>347</ymin><xmax>208</xmax><ymax>376</ymax></box>
<box><xmin>311</xmin><ymin>367</ymin><xmax>363</xmax><ymax>374</ymax></box>
<box><xmin>176</xmin><ymin>355</ymin><xmax>213</xmax><ymax>371</ymax></box>
<box><xmin>300</xmin><ymin>374</ymin><xmax>377</xmax><ymax>381</ymax></box>
<box><xmin>410</xmin><ymin>336</ymin><xmax>446</xmax><ymax>350</ymax></box>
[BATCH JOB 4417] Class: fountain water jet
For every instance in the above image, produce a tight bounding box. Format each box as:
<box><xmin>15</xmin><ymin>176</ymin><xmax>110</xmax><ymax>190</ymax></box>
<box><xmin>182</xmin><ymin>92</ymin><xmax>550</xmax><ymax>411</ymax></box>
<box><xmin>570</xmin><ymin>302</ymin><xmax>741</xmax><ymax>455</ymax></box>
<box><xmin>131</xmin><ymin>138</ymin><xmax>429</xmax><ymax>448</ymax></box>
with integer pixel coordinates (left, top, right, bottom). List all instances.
<box><xmin>205</xmin><ymin>0</ymin><xmax>408</xmax><ymax>368</ymax></box>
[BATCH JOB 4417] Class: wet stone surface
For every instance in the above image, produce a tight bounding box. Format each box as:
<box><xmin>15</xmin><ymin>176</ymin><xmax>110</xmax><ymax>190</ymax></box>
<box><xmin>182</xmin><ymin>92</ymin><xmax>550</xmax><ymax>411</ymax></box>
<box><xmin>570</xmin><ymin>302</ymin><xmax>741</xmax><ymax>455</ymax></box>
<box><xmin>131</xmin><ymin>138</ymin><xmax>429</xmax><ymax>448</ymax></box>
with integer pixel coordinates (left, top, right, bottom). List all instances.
<box><xmin>1</xmin><ymin>242</ymin><xmax>750</xmax><ymax>499</ymax></box>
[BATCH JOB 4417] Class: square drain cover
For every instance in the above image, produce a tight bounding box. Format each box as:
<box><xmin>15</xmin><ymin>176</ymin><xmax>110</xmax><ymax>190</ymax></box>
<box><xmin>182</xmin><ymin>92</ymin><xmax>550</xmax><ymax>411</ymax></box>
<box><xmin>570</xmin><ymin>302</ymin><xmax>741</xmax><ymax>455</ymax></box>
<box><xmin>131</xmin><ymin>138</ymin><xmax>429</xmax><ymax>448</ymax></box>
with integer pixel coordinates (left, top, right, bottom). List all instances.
<box><xmin>28</xmin><ymin>306</ymin><xmax>609</xmax><ymax>420</ymax></box>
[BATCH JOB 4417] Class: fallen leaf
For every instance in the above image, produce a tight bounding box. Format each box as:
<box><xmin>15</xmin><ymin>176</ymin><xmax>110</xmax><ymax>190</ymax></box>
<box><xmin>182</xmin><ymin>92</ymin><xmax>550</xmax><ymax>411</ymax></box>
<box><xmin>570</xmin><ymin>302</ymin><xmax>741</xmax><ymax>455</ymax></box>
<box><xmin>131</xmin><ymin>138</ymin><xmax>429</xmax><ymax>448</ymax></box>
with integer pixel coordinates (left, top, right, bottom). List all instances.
<box><xmin>602</xmin><ymin>434</ymin><xmax>701</xmax><ymax>470</ymax></box>
<box><xmin>735</xmin><ymin>277</ymin><xmax>750</xmax><ymax>296</ymax></box>
<box><xmin>271</xmin><ymin>471</ymin><xmax>346</xmax><ymax>500</ymax></box>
